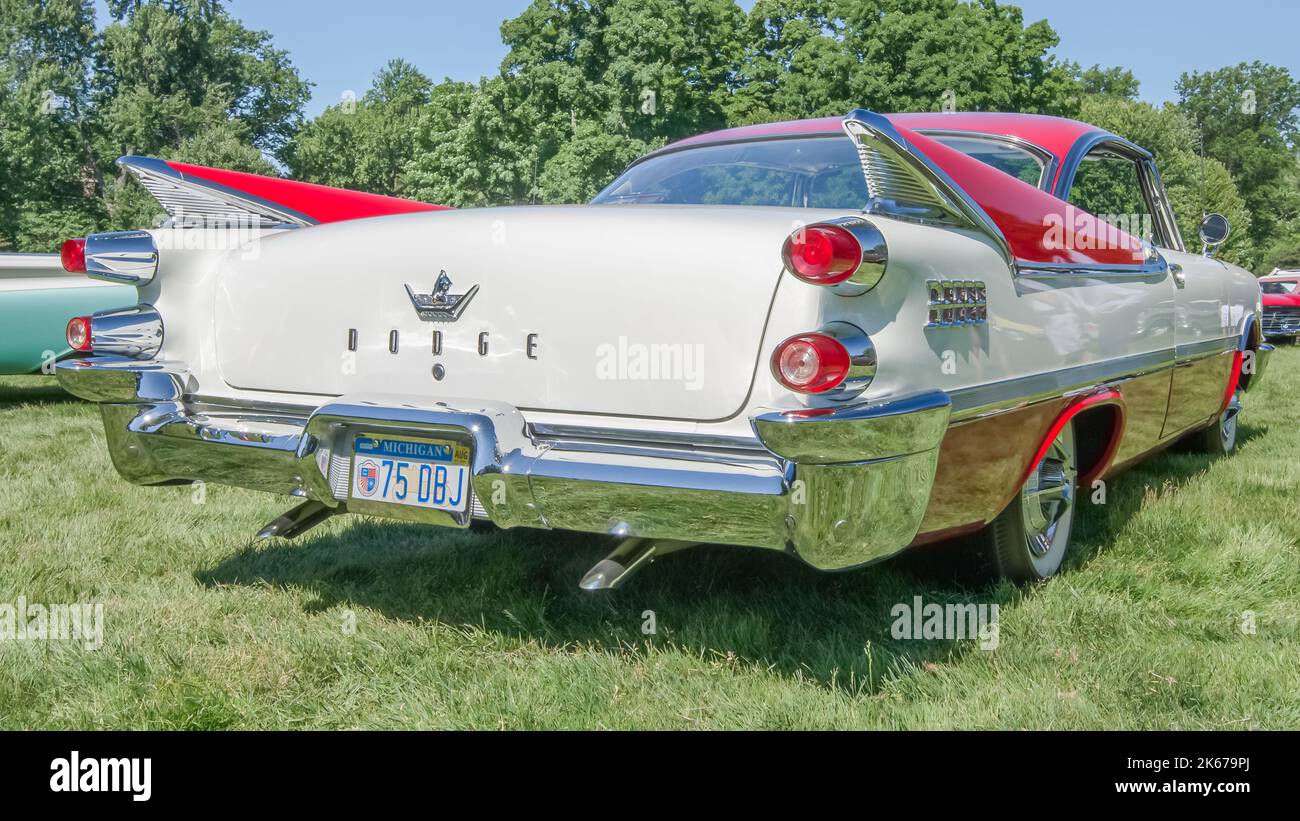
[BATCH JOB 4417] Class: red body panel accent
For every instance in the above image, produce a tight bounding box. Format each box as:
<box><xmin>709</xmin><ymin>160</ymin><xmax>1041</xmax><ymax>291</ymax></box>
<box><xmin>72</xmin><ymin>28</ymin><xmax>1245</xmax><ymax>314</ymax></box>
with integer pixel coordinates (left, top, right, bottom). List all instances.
<box><xmin>1262</xmin><ymin>292</ymin><xmax>1300</xmax><ymax>308</ymax></box>
<box><xmin>1220</xmin><ymin>350</ymin><xmax>1244</xmax><ymax>414</ymax></box>
<box><xmin>896</xmin><ymin>126</ymin><xmax>1146</xmax><ymax>266</ymax></box>
<box><xmin>1022</xmin><ymin>389</ymin><xmax>1125</xmax><ymax>490</ymax></box>
<box><xmin>165</xmin><ymin>161</ymin><xmax>449</xmax><ymax>224</ymax></box>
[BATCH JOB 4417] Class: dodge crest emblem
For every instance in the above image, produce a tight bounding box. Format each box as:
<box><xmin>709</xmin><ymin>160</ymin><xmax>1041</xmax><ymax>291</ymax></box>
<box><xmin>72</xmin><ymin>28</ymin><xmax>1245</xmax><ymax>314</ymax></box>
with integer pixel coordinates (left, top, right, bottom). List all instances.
<box><xmin>405</xmin><ymin>270</ymin><xmax>479</xmax><ymax>322</ymax></box>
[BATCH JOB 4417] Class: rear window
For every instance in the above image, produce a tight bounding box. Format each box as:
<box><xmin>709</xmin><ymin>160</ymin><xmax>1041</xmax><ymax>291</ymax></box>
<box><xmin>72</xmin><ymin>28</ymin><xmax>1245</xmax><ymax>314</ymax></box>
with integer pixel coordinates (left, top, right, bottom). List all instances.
<box><xmin>1262</xmin><ymin>281</ymin><xmax>1300</xmax><ymax>294</ymax></box>
<box><xmin>593</xmin><ymin>131</ymin><xmax>1053</xmax><ymax>208</ymax></box>
<box><xmin>592</xmin><ymin>137</ymin><xmax>868</xmax><ymax>208</ymax></box>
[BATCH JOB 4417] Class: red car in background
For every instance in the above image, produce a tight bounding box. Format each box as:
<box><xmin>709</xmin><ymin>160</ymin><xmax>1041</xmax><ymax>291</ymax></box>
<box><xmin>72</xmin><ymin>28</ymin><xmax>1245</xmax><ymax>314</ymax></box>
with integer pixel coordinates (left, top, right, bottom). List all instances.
<box><xmin>1260</xmin><ymin>272</ymin><xmax>1300</xmax><ymax>341</ymax></box>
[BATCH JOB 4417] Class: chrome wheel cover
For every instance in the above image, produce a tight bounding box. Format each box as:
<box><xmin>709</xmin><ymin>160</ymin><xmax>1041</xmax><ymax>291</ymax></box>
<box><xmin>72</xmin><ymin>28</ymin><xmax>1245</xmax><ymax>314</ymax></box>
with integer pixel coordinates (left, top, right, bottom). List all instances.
<box><xmin>1021</xmin><ymin>426</ymin><xmax>1077</xmax><ymax>558</ymax></box>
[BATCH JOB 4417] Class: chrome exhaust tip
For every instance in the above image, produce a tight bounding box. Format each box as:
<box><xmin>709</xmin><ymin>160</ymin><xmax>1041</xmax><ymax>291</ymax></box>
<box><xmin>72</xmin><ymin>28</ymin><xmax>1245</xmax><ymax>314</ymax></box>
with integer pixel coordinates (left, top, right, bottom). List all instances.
<box><xmin>578</xmin><ymin>537</ymin><xmax>698</xmax><ymax>591</ymax></box>
<box><xmin>257</xmin><ymin>499</ymin><xmax>340</xmax><ymax>540</ymax></box>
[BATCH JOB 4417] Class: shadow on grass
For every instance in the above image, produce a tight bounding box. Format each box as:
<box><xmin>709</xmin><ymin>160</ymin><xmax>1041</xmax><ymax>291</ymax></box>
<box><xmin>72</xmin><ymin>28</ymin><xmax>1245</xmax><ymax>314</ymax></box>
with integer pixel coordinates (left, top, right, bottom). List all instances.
<box><xmin>196</xmin><ymin>426</ymin><xmax>1255</xmax><ymax>692</ymax></box>
<box><xmin>0</xmin><ymin>375</ymin><xmax>77</xmax><ymax>409</ymax></box>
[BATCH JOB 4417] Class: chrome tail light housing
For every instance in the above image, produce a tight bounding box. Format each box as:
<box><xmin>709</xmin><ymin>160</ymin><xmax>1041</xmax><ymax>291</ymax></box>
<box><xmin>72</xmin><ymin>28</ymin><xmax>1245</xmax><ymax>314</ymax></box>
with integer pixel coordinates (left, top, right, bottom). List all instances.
<box><xmin>770</xmin><ymin>321</ymin><xmax>876</xmax><ymax>400</ymax></box>
<box><xmin>782</xmin><ymin>218</ymin><xmax>888</xmax><ymax>296</ymax></box>
<box><xmin>66</xmin><ymin>306</ymin><xmax>164</xmax><ymax>359</ymax></box>
<box><xmin>83</xmin><ymin>230</ymin><xmax>159</xmax><ymax>285</ymax></box>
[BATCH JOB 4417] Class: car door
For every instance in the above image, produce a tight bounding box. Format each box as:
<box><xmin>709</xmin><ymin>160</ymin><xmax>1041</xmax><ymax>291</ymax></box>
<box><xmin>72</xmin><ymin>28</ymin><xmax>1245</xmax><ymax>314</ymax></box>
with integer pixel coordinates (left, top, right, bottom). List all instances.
<box><xmin>1158</xmin><ymin>245</ymin><xmax>1232</xmax><ymax>436</ymax></box>
<box><xmin>1061</xmin><ymin>142</ymin><xmax>1182</xmax><ymax>454</ymax></box>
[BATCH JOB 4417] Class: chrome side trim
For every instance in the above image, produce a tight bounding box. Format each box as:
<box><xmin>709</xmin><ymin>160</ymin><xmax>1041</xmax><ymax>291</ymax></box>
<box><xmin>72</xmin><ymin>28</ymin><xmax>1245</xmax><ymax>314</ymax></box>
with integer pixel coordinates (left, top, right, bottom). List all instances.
<box><xmin>117</xmin><ymin>155</ymin><xmax>316</xmax><ymax>228</ymax></box>
<box><xmin>948</xmin><ymin>349</ymin><xmax>1176</xmax><ymax>420</ymax></box>
<box><xmin>1015</xmin><ymin>256</ymin><xmax>1168</xmax><ymax>281</ymax></box>
<box><xmin>529</xmin><ymin>423</ymin><xmax>768</xmax><ymax>452</ymax></box>
<box><xmin>947</xmin><ymin>340</ymin><xmax>1238</xmax><ymax>421</ymax></box>
<box><xmin>84</xmin><ymin>230</ymin><xmax>159</xmax><ymax>285</ymax></box>
<box><xmin>841</xmin><ymin>110</ymin><xmax>1014</xmax><ymax>268</ymax></box>
<box><xmin>1175</xmin><ymin>336</ymin><xmax>1238</xmax><ymax>362</ymax></box>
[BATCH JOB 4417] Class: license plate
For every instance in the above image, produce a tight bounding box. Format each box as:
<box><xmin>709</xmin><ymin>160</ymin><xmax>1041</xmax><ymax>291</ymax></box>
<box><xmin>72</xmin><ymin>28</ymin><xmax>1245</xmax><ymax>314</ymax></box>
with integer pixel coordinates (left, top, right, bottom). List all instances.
<box><xmin>350</xmin><ymin>434</ymin><xmax>471</xmax><ymax>513</ymax></box>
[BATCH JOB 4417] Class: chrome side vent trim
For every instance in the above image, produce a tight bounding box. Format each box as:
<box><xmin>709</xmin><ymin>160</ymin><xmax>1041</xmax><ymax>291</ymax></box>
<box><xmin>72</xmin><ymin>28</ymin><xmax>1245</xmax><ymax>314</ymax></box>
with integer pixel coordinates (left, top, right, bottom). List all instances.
<box><xmin>926</xmin><ymin>279</ymin><xmax>987</xmax><ymax>327</ymax></box>
<box><xmin>854</xmin><ymin>139</ymin><xmax>953</xmax><ymax>218</ymax></box>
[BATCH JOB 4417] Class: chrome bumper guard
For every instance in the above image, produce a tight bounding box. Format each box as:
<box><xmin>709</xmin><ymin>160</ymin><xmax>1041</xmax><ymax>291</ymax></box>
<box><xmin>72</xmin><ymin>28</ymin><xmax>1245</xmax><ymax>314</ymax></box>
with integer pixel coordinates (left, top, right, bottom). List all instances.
<box><xmin>58</xmin><ymin>358</ymin><xmax>951</xmax><ymax>571</ymax></box>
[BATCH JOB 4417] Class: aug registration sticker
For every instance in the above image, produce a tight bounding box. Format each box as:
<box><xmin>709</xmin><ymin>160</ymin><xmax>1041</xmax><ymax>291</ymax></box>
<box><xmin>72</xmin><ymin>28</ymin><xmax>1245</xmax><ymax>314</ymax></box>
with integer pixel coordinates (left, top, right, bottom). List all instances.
<box><xmin>350</xmin><ymin>434</ymin><xmax>471</xmax><ymax>512</ymax></box>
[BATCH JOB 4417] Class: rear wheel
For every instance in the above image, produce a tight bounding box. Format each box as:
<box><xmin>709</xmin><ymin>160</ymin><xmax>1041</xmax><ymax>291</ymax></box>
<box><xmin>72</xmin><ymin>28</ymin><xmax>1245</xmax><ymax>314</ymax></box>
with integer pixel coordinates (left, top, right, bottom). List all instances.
<box><xmin>978</xmin><ymin>420</ymin><xmax>1077</xmax><ymax>583</ymax></box>
<box><xmin>1194</xmin><ymin>388</ymin><xmax>1240</xmax><ymax>456</ymax></box>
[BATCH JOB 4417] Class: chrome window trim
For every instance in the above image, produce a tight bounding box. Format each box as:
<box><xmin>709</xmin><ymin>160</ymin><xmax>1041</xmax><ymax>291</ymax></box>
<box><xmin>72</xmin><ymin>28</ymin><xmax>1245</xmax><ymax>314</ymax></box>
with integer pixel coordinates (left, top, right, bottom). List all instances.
<box><xmin>1052</xmin><ymin>134</ymin><xmax>1184</xmax><ymax>253</ymax></box>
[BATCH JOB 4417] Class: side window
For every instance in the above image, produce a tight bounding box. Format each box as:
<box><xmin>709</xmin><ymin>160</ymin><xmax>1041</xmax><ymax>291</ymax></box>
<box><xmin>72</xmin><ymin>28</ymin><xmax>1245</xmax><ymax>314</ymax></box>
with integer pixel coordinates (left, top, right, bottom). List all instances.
<box><xmin>1067</xmin><ymin>148</ymin><xmax>1156</xmax><ymax>245</ymax></box>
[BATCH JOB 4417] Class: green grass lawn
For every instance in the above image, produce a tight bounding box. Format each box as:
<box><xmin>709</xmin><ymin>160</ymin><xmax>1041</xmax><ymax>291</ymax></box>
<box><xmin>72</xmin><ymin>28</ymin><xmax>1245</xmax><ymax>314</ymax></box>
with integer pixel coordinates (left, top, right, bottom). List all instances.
<box><xmin>2</xmin><ymin>351</ymin><xmax>1298</xmax><ymax>729</ymax></box>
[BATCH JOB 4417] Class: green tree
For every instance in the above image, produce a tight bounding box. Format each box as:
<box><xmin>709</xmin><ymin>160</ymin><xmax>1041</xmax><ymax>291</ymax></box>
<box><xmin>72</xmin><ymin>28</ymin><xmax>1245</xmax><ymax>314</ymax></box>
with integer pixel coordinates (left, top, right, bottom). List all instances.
<box><xmin>403</xmin><ymin>77</ymin><xmax>534</xmax><ymax>207</ymax></box>
<box><xmin>1259</xmin><ymin>236</ymin><xmax>1300</xmax><ymax>273</ymax></box>
<box><xmin>0</xmin><ymin>0</ymin><xmax>102</xmax><ymax>250</ymax></box>
<box><xmin>1176</xmin><ymin>62</ymin><xmax>1300</xmax><ymax>267</ymax></box>
<box><xmin>498</xmin><ymin>0</ymin><xmax>746</xmax><ymax>202</ymax></box>
<box><xmin>288</xmin><ymin>59</ymin><xmax>431</xmax><ymax>196</ymax></box>
<box><xmin>728</xmin><ymin>0</ymin><xmax>1081</xmax><ymax>124</ymax></box>
<box><xmin>1073</xmin><ymin>63</ymin><xmax>1139</xmax><ymax>100</ymax></box>
<box><xmin>1079</xmin><ymin>95</ymin><xmax>1252</xmax><ymax>267</ymax></box>
<box><xmin>0</xmin><ymin>0</ymin><xmax>309</xmax><ymax>249</ymax></box>
<box><xmin>95</xmin><ymin>0</ymin><xmax>310</xmax><ymax>161</ymax></box>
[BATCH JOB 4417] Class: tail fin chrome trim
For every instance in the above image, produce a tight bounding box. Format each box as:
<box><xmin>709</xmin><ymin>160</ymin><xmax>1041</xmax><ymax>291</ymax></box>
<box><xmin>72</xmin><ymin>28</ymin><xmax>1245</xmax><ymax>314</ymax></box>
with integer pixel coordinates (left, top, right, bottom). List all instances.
<box><xmin>118</xmin><ymin>156</ymin><xmax>316</xmax><ymax>228</ymax></box>
<box><xmin>841</xmin><ymin>110</ymin><xmax>1013</xmax><ymax>268</ymax></box>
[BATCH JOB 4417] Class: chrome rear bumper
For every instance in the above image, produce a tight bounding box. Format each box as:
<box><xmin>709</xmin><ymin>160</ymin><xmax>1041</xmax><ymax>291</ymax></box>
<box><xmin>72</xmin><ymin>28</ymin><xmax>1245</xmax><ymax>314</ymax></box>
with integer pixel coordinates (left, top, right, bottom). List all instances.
<box><xmin>58</xmin><ymin>358</ymin><xmax>950</xmax><ymax>571</ymax></box>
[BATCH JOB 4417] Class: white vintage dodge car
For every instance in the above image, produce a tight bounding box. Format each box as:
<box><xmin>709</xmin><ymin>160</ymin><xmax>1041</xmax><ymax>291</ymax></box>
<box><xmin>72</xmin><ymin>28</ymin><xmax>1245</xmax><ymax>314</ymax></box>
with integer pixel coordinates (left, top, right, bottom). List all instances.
<box><xmin>57</xmin><ymin>110</ymin><xmax>1268</xmax><ymax>588</ymax></box>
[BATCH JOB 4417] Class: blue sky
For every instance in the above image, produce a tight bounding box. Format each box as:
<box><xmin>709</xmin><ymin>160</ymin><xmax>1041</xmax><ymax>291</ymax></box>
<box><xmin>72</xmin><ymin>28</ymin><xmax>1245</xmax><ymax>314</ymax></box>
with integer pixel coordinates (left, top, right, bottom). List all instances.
<box><xmin>195</xmin><ymin>1</ymin><xmax>1300</xmax><ymax>118</ymax></box>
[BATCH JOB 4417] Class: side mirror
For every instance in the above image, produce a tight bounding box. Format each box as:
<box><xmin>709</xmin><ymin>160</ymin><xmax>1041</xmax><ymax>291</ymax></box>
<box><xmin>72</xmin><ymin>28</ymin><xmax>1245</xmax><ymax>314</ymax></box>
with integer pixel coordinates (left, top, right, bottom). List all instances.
<box><xmin>1200</xmin><ymin>213</ymin><xmax>1230</xmax><ymax>256</ymax></box>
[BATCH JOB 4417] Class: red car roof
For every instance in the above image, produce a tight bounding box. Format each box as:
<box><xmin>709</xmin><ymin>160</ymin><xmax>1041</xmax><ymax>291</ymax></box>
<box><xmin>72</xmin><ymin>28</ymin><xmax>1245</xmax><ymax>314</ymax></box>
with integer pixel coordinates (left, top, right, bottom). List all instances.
<box><xmin>657</xmin><ymin>112</ymin><xmax>1101</xmax><ymax>171</ymax></box>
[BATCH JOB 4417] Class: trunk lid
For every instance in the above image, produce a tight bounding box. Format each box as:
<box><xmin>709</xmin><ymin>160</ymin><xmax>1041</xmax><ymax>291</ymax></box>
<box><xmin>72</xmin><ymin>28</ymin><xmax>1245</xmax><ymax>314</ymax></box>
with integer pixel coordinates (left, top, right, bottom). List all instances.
<box><xmin>213</xmin><ymin>205</ymin><xmax>799</xmax><ymax>421</ymax></box>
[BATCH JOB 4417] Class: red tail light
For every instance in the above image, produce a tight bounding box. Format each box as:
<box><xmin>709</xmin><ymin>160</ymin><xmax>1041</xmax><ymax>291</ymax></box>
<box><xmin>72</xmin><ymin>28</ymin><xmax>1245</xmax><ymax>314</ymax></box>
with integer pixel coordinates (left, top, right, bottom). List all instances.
<box><xmin>771</xmin><ymin>332</ymin><xmax>851</xmax><ymax>393</ymax></box>
<box><xmin>60</xmin><ymin>238</ymin><xmax>86</xmax><ymax>273</ymax></box>
<box><xmin>66</xmin><ymin>316</ymin><xmax>93</xmax><ymax>352</ymax></box>
<box><xmin>782</xmin><ymin>225</ymin><xmax>862</xmax><ymax>285</ymax></box>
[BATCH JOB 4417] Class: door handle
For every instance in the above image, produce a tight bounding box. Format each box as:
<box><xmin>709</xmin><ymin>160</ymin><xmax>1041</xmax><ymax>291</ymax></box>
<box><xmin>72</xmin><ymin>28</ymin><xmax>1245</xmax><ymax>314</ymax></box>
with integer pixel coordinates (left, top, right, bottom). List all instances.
<box><xmin>1170</xmin><ymin>263</ymin><xmax>1185</xmax><ymax>288</ymax></box>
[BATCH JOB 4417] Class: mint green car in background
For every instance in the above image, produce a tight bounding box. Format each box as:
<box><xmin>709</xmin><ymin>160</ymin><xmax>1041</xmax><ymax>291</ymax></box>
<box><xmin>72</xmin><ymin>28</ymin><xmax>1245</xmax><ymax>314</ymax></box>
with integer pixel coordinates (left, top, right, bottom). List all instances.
<box><xmin>0</xmin><ymin>254</ymin><xmax>136</xmax><ymax>374</ymax></box>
